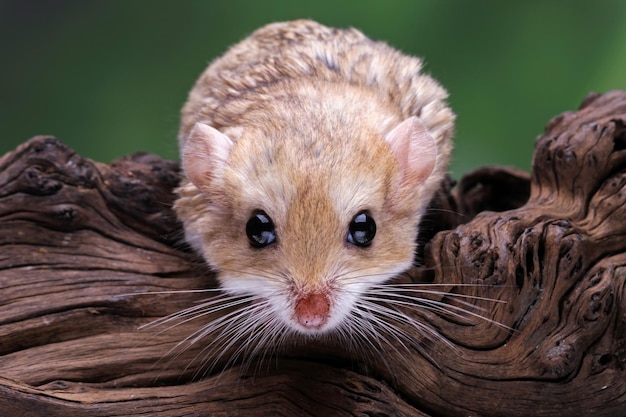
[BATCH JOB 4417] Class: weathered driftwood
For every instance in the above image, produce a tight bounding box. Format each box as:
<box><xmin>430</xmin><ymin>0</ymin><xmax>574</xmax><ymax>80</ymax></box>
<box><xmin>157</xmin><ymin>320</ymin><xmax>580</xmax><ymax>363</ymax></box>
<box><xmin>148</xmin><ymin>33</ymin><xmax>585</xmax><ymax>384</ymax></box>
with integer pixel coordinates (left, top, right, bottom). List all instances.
<box><xmin>0</xmin><ymin>91</ymin><xmax>625</xmax><ymax>416</ymax></box>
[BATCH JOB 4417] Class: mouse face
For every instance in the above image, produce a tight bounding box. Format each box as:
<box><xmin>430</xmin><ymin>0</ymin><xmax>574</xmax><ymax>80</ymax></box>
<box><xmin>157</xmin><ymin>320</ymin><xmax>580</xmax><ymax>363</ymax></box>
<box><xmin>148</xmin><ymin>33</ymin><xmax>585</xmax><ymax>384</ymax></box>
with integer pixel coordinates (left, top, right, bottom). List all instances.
<box><xmin>176</xmin><ymin>104</ymin><xmax>439</xmax><ymax>336</ymax></box>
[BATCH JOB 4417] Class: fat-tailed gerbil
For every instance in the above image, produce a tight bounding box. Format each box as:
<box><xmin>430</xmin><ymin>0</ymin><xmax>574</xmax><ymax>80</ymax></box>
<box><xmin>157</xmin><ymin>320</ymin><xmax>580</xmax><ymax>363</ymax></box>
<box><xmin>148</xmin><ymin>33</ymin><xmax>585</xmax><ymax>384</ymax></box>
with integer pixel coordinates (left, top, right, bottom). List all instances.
<box><xmin>174</xmin><ymin>20</ymin><xmax>455</xmax><ymax>338</ymax></box>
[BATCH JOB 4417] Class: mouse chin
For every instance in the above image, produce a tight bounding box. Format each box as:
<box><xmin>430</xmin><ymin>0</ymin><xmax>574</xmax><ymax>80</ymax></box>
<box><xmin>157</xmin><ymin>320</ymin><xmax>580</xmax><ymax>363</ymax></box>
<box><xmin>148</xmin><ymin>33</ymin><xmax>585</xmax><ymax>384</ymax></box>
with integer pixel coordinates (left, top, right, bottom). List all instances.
<box><xmin>287</xmin><ymin>311</ymin><xmax>346</xmax><ymax>336</ymax></box>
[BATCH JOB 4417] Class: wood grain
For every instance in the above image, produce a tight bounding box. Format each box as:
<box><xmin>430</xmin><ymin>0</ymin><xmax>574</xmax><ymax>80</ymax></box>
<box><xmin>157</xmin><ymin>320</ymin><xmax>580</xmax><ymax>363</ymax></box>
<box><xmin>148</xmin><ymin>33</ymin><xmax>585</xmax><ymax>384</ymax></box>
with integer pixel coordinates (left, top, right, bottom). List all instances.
<box><xmin>0</xmin><ymin>91</ymin><xmax>624</xmax><ymax>416</ymax></box>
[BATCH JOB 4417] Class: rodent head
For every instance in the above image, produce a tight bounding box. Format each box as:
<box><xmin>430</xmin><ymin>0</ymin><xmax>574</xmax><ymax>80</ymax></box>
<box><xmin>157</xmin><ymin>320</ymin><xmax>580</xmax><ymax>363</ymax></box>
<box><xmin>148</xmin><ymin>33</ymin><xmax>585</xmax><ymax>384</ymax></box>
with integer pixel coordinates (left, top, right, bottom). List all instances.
<box><xmin>176</xmin><ymin>113</ymin><xmax>441</xmax><ymax>336</ymax></box>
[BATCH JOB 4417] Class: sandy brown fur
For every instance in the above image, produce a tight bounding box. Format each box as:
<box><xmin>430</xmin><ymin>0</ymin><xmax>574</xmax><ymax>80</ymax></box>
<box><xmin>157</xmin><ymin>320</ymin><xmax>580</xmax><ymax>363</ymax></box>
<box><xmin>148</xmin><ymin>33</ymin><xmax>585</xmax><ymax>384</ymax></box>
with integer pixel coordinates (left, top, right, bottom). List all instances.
<box><xmin>174</xmin><ymin>19</ymin><xmax>455</xmax><ymax>334</ymax></box>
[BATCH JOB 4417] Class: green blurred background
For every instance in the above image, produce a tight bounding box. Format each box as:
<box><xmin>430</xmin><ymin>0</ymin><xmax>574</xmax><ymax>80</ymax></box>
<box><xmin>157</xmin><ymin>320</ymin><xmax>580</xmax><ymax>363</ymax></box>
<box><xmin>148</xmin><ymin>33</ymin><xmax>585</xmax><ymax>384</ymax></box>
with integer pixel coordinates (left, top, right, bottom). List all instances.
<box><xmin>1</xmin><ymin>0</ymin><xmax>625</xmax><ymax>176</ymax></box>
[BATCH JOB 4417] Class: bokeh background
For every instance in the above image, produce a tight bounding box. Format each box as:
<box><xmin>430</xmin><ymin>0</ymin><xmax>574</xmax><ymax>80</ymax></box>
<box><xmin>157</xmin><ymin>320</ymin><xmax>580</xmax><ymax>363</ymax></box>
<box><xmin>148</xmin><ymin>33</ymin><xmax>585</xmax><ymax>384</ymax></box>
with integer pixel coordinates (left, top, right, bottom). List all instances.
<box><xmin>1</xmin><ymin>0</ymin><xmax>625</xmax><ymax>176</ymax></box>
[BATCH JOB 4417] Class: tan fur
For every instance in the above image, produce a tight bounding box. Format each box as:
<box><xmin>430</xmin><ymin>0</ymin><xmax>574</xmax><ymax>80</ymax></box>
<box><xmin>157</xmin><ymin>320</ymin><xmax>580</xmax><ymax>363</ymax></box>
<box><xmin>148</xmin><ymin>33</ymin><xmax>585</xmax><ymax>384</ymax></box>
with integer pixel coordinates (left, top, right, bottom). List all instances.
<box><xmin>174</xmin><ymin>20</ymin><xmax>455</xmax><ymax>333</ymax></box>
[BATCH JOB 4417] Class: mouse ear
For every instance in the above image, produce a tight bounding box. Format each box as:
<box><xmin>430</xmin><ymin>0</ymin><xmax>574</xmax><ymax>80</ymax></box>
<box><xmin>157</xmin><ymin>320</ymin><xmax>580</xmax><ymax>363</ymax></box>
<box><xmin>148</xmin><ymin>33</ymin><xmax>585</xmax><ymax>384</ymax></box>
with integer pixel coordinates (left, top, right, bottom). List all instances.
<box><xmin>384</xmin><ymin>116</ymin><xmax>437</xmax><ymax>189</ymax></box>
<box><xmin>182</xmin><ymin>123</ymin><xmax>234</xmax><ymax>193</ymax></box>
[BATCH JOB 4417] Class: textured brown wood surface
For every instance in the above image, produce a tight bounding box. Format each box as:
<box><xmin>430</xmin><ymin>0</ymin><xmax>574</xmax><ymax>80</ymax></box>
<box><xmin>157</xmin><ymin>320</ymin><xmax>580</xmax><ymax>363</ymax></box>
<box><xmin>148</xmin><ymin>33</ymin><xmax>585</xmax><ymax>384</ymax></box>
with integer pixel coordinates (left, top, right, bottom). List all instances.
<box><xmin>1</xmin><ymin>91</ymin><xmax>625</xmax><ymax>416</ymax></box>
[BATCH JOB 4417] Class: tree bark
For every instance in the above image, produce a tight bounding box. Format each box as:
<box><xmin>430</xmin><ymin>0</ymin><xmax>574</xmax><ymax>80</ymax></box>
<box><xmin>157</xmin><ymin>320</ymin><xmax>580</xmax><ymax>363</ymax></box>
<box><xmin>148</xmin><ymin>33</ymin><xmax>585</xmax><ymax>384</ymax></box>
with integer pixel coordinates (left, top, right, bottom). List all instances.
<box><xmin>0</xmin><ymin>91</ymin><xmax>624</xmax><ymax>416</ymax></box>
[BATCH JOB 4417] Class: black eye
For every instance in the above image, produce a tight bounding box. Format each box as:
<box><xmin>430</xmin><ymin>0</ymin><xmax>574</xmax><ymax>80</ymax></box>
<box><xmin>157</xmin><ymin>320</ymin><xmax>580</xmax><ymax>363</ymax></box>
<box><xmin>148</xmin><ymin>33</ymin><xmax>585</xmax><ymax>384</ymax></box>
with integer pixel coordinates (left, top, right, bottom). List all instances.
<box><xmin>246</xmin><ymin>210</ymin><xmax>277</xmax><ymax>248</ymax></box>
<box><xmin>347</xmin><ymin>211</ymin><xmax>376</xmax><ymax>247</ymax></box>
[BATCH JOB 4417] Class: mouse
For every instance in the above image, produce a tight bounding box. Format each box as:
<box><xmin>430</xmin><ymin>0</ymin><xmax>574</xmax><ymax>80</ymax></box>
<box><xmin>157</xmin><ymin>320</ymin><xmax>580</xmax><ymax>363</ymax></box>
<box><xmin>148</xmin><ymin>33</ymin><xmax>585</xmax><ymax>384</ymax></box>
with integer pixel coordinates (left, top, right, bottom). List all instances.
<box><xmin>173</xmin><ymin>19</ymin><xmax>455</xmax><ymax>344</ymax></box>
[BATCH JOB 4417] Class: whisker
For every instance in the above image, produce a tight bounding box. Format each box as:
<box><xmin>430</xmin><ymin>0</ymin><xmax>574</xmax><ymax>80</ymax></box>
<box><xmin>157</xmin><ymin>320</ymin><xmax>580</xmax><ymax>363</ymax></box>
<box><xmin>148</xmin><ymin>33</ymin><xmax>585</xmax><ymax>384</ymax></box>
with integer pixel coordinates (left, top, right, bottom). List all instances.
<box><xmin>140</xmin><ymin>294</ymin><xmax>252</xmax><ymax>331</ymax></box>
<box><xmin>366</xmin><ymin>291</ymin><xmax>495</xmax><ymax>321</ymax></box>
<box><xmin>186</xmin><ymin>300</ymin><xmax>264</xmax><ymax>346</ymax></box>
<box><xmin>369</xmin><ymin>286</ymin><xmax>507</xmax><ymax>305</ymax></box>
<box><xmin>362</xmin><ymin>294</ymin><xmax>475</xmax><ymax>326</ymax></box>
<box><xmin>346</xmin><ymin>305</ymin><xmax>422</xmax><ymax>374</ymax></box>
<box><xmin>191</xmin><ymin>302</ymin><xmax>271</xmax><ymax>379</ymax></box>
<box><xmin>352</xmin><ymin>304</ymin><xmax>412</xmax><ymax>352</ymax></box>
<box><xmin>134</xmin><ymin>255</ymin><xmax>518</xmax><ymax>384</ymax></box>
<box><xmin>219</xmin><ymin>267</ymin><xmax>289</xmax><ymax>284</ymax></box>
<box><xmin>212</xmin><ymin>306</ymin><xmax>282</xmax><ymax>378</ymax></box>
<box><xmin>142</xmin><ymin>295</ymin><xmax>272</xmax><ymax>380</ymax></box>
<box><xmin>119</xmin><ymin>288</ymin><xmax>223</xmax><ymax>297</ymax></box>
<box><xmin>387</xmin><ymin>282</ymin><xmax>515</xmax><ymax>288</ymax></box>
<box><xmin>357</xmin><ymin>298</ymin><xmax>460</xmax><ymax>354</ymax></box>
<box><xmin>424</xmin><ymin>207</ymin><xmax>465</xmax><ymax>217</ymax></box>
<box><xmin>155</xmin><ymin>300</ymin><xmax>263</xmax><ymax>374</ymax></box>
<box><xmin>364</xmin><ymin>293</ymin><xmax>513</xmax><ymax>331</ymax></box>
<box><xmin>341</xmin><ymin>312</ymin><xmax>392</xmax><ymax>367</ymax></box>
<box><xmin>243</xmin><ymin>315</ymin><xmax>287</xmax><ymax>376</ymax></box>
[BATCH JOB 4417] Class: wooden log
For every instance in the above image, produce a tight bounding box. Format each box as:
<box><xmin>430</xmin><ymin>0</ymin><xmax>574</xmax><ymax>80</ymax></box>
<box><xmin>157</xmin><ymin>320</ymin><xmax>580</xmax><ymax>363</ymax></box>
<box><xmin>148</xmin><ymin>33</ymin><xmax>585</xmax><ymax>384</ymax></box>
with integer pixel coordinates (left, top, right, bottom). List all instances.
<box><xmin>0</xmin><ymin>91</ymin><xmax>624</xmax><ymax>416</ymax></box>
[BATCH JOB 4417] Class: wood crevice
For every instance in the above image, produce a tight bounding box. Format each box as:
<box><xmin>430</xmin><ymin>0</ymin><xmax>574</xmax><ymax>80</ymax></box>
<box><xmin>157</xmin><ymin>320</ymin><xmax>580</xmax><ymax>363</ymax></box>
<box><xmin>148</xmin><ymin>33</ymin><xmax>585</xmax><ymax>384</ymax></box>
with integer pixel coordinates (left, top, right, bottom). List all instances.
<box><xmin>1</xmin><ymin>91</ymin><xmax>625</xmax><ymax>416</ymax></box>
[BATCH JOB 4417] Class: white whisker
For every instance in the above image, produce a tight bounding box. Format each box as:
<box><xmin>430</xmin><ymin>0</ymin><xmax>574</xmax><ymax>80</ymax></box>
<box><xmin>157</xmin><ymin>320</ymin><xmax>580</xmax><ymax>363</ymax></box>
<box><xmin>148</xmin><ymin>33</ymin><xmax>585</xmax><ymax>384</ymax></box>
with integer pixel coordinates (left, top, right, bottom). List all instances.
<box><xmin>139</xmin><ymin>294</ymin><xmax>251</xmax><ymax>331</ymax></box>
<box><xmin>120</xmin><ymin>288</ymin><xmax>223</xmax><ymax>297</ymax></box>
<box><xmin>357</xmin><ymin>298</ymin><xmax>459</xmax><ymax>354</ymax></box>
<box><xmin>134</xmin><ymin>255</ymin><xmax>515</xmax><ymax>384</ymax></box>
<box><xmin>159</xmin><ymin>301</ymin><xmax>260</xmax><ymax>373</ymax></box>
<box><xmin>192</xmin><ymin>305</ymin><xmax>268</xmax><ymax>379</ymax></box>
<box><xmin>363</xmin><ymin>291</ymin><xmax>513</xmax><ymax>331</ymax></box>
<box><xmin>370</xmin><ymin>286</ymin><xmax>507</xmax><ymax>305</ymax></box>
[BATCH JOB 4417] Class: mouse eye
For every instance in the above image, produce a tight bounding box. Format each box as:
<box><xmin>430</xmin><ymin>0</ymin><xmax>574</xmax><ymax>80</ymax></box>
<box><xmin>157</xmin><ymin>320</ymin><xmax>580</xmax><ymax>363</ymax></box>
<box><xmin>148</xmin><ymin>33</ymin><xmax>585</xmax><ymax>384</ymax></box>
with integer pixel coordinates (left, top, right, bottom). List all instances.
<box><xmin>347</xmin><ymin>211</ymin><xmax>376</xmax><ymax>247</ymax></box>
<box><xmin>246</xmin><ymin>210</ymin><xmax>277</xmax><ymax>248</ymax></box>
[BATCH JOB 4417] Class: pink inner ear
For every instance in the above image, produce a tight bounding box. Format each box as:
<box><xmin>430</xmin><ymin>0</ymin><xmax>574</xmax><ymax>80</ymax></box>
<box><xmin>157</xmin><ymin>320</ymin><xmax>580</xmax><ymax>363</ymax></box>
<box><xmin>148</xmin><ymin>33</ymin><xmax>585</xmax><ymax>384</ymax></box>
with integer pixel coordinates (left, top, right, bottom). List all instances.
<box><xmin>384</xmin><ymin>116</ymin><xmax>437</xmax><ymax>187</ymax></box>
<box><xmin>182</xmin><ymin>123</ymin><xmax>234</xmax><ymax>192</ymax></box>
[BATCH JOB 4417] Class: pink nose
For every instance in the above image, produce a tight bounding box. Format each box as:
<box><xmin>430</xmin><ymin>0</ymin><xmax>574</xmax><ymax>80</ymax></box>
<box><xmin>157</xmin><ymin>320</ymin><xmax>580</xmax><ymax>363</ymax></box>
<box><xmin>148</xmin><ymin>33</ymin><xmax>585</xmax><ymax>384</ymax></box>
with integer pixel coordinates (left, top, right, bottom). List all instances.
<box><xmin>294</xmin><ymin>293</ymin><xmax>330</xmax><ymax>329</ymax></box>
